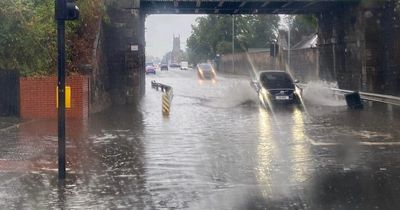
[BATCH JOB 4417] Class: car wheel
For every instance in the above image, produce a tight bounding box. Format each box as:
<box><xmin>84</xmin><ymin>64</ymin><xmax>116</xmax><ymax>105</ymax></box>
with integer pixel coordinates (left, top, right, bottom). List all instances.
<box><xmin>293</xmin><ymin>94</ymin><xmax>301</xmax><ymax>105</ymax></box>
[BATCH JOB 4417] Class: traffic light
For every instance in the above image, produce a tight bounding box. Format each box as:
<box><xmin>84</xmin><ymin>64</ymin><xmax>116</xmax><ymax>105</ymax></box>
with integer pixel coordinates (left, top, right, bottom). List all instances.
<box><xmin>56</xmin><ymin>0</ymin><xmax>79</xmax><ymax>21</ymax></box>
<box><xmin>66</xmin><ymin>1</ymin><xmax>79</xmax><ymax>20</ymax></box>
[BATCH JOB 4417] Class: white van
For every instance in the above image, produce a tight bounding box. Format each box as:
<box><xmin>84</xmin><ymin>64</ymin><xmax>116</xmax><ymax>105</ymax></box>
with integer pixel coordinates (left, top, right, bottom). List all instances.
<box><xmin>180</xmin><ymin>61</ymin><xmax>189</xmax><ymax>70</ymax></box>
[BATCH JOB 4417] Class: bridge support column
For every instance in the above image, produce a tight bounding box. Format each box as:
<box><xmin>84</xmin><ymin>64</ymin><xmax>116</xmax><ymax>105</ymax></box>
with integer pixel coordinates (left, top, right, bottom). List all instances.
<box><xmin>104</xmin><ymin>0</ymin><xmax>145</xmax><ymax>105</ymax></box>
<box><xmin>317</xmin><ymin>1</ymin><xmax>400</xmax><ymax>95</ymax></box>
<box><xmin>317</xmin><ymin>4</ymin><xmax>364</xmax><ymax>90</ymax></box>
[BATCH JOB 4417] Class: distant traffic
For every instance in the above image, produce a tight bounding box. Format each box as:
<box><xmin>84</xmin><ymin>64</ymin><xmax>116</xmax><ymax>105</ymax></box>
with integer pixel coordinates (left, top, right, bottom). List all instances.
<box><xmin>145</xmin><ymin>61</ymin><xmax>307</xmax><ymax>110</ymax></box>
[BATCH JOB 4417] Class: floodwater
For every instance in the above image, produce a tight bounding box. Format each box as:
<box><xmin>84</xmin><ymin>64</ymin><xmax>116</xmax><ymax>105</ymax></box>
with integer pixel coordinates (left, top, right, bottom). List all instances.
<box><xmin>1</xmin><ymin>70</ymin><xmax>400</xmax><ymax>209</ymax></box>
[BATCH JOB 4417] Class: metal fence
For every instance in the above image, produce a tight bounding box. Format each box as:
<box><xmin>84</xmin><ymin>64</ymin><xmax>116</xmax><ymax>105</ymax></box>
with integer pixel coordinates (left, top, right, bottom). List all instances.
<box><xmin>0</xmin><ymin>70</ymin><xmax>19</xmax><ymax>116</ymax></box>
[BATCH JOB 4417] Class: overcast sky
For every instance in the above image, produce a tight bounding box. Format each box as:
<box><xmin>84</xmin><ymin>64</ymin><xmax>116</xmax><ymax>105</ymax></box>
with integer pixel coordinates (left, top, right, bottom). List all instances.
<box><xmin>145</xmin><ymin>15</ymin><xmax>203</xmax><ymax>59</ymax></box>
<box><xmin>145</xmin><ymin>15</ymin><xmax>288</xmax><ymax>59</ymax></box>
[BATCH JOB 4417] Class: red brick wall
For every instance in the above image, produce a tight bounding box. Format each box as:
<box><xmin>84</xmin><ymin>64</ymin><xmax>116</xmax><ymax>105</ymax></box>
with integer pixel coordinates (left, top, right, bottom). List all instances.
<box><xmin>20</xmin><ymin>75</ymin><xmax>89</xmax><ymax>119</ymax></box>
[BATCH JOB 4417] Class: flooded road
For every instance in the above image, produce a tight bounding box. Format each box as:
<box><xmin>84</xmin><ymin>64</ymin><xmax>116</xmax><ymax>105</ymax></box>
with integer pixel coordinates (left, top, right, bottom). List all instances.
<box><xmin>1</xmin><ymin>69</ymin><xmax>400</xmax><ymax>209</ymax></box>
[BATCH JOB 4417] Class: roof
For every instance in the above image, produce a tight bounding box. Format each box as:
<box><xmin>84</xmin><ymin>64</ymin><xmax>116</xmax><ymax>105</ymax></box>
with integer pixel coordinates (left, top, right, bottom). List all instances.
<box><xmin>257</xmin><ymin>70</ymin><xmax>286</xmax><ymax>76</ymax></box>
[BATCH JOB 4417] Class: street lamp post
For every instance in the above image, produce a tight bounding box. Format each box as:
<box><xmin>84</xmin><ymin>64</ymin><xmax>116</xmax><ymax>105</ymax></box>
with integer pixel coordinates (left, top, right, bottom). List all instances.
<box><xmin>232</xmin><ymin>15</ymin><xmax>235</xmax><ymax>74</ymax></box>
<box><xmin>288</xmin><ymin>20</ymin><xmax>291</xmax><ymax>70</ymax></box>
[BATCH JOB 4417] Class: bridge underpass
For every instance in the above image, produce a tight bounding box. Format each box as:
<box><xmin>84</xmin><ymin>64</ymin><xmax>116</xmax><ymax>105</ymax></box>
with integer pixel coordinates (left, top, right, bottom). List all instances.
<box><xmin>105</xmin><ymin>0</ymin><xmax>398</xmax><ymax>105</ymax></box>
<box><xmin>140</xmin><ymin>0</ymin><xmax>358</xmax><ymax>14</ymax></box>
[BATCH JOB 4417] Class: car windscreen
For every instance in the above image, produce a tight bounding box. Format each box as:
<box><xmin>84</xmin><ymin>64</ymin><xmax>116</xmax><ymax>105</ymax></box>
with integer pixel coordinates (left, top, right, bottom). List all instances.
<box><xmin>260</xmin><ymin>72</ymin><xmax>294</xmax><ymax>89</ymax></box>
<box><xmin>198</xmin><ymin>64</ymin><xmax>212</xmax><ymax>71</ymax></box>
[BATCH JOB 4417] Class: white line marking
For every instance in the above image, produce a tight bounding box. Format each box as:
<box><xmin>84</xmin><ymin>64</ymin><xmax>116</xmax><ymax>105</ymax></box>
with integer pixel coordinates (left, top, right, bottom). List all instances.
<box><xmin>307</xmin><ymin>137</ymin><xmax>400</xmax><ymax>146</ymax></box>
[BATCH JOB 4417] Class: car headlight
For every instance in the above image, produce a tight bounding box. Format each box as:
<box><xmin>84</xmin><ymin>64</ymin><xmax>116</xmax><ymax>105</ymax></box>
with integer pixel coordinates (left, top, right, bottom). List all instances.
<box><xmin>260</xmin><ymin>88</ymin><xmax>267</xmax><ymax>95</ymax></box>
<box><xmin>211</xmin><ymin>68</ymin><xmax>216</xmax><ymax>75</ymax></box>
<box><xmin>260</xmin><ymin>88</ymin><xmax>268</xmax><ymax>98</ymax></box>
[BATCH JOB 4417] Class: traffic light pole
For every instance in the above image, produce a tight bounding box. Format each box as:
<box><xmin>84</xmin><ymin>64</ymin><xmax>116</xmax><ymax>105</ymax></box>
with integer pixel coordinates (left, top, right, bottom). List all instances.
<box><xmin>56</xmin><ymin>0</ymin><xmax>79</xmax><ymax>180</ymax></box>
<box><xmin>57</xmin><ymin>18</ymin><xmax>66</xmax><ymax>180</ymax></box>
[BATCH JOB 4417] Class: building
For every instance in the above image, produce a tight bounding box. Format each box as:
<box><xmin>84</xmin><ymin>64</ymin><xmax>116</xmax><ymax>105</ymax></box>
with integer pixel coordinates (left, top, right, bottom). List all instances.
<box><xmin>170</xmin><ymin>35</ymin><xmax>184</xmax><ymax>64</ymax></box>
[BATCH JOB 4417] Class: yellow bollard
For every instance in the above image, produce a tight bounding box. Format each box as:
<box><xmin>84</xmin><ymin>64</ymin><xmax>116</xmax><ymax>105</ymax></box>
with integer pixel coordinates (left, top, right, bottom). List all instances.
<box><xmin>162</xmin><ymin>92</ymin><xmax>170</xmax><ymax>115</ymax></box>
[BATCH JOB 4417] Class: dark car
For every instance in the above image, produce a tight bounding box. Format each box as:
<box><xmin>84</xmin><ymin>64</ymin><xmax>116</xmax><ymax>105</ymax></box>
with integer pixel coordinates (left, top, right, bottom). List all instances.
<box><xmin>160</xmin><ymin>64</ymin><xmax>168</xmax><ymax>71</ymax></box>
<box><xmin>197</xmin><ymin>63</ymin><xmax>216</xmax><ymax>80</ymax></box>
<box><xmin>254</xmin><ymin>70</ymin><xmax>300</xmax><ymax>106</ymax></box>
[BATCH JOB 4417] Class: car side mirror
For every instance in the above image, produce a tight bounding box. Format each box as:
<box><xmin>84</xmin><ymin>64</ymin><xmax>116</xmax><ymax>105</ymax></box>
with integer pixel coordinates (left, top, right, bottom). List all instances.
<box><xmin>293</xmin><ymin>79</ymin><xmax>300</xmax><ymax>84</ymax></box>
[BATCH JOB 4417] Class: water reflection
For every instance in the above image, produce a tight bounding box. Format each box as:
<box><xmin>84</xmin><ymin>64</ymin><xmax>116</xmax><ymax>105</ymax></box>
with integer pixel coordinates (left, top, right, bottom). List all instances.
<box><xmin>85</xmin><ymin>105</ymin><xmax>151</xmax><ymax>208</ymax></box>
<box><xmin>256</xmin><ymin>108</ymin><xmax>273</xmax><ymax>198</ymax></box>
<box><xmin>256</xmin><ymin>106</ymin><xmax>312</xmax><ymax>200</ymax></box>
<box><xmin>0</xmin><ymin>104</ymin><xmax>152</xmax><ymax>209</ymax></box>
<box><xmin>290</xmin><ymin>108</ymin><xmax>311</xmax><ymax>183</ymax></box>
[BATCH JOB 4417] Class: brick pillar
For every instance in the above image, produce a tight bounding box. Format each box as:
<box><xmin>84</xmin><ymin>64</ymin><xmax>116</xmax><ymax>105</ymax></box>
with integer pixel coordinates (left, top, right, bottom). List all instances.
<box><xmin>104</xmin><ymin>0</ymin><xmax>145</xmax><ymax>105</ymax></box>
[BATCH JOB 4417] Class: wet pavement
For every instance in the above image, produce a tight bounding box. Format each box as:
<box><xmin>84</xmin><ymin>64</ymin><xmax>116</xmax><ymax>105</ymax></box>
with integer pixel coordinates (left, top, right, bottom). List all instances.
<box><xmin>1</xmin><ymin>69</ymin><xmax>400</xmax><ymax>209</ymax></box>
<box><xmin>0</xmin><ymin>117</ymin><xmax>19</xmax><ymax>130</ymax></box>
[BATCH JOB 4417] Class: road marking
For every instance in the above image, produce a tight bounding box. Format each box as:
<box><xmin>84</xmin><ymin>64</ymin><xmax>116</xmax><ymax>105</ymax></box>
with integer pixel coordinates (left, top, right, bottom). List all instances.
<box><xmin>358</xmin><ymin>141</ymin><xmax>400</xmax><ymax>146</ymax></box>
<box><xmin>307</xmin><ymin>137</ymin><xmax>338</xmax><ymax>146</ymax></box>
<box><xmin>307</xmin><ymin>136</ymin><xmax>400</xmax><ymax>146</ymax></box>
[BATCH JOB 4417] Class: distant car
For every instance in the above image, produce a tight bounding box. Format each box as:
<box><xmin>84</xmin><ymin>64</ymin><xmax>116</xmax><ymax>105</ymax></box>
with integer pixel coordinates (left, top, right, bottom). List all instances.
<box><xmin>197</xmin><ymin>63</ymin><xmax>216</xmax><ymax>80</ymax></box>
<box><xmin>252</xmin><ymin>70</ymin><xmax>300</xmax><ymax>105</ymax></box>
<box><xmin>145</xmin><ymin>65</ymin><xmax>156</xmax><ymax>74</ymax></box>
<box><xmin>160</xmin><ymin>64</ymin><xmax>168</xmax><ymax>71</ymax></box>
<box><xmin>169</xmin><ymin>63</ymin><xmax>180</xmax><ymax>68</ymax></box>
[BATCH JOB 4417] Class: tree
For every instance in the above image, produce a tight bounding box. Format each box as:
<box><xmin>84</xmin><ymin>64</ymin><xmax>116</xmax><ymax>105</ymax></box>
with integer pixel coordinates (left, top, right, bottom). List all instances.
<box><xmin>0</xmin><ymin>0</ymin><xmax>56</xmax><ymax>76</ymax></box>
<box><xmin>187</xmin><ymin>14</ymin><xmax>279</xmax><ymax>64</ymax></box>
<box><xmin>289</xmin><ymin>15</ymin><xmax>318</xmax><ymax>45</ymax></box>
<box><xmin>0</xmin><ymin>0</ymin><xmax>105</xmax><ymax>76</ymax></box>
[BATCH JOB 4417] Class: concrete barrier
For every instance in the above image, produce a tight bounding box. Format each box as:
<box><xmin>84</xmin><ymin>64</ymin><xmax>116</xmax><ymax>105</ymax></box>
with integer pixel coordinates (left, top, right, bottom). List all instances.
<box><xmin>297</xmin><ymin>83</ymin><xmax>400</xmax><ymax>107</ymax></box>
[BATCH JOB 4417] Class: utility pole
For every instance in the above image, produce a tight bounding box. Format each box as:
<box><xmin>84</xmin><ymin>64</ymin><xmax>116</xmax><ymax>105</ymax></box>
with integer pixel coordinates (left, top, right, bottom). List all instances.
<box><xmin>288</xmin><ymin>20</ymin><xmax>291</xmax><ymax>70</ymax></box>
<box><xmin>232</xmin><ymin>15</ymin><xmax>235</xmax><ymax>74</ymax></box>
<box><xmin>56</xmin><ymin>10</ymin><xmax>66</xmax><ymax>180</ymax></box>
<box><xmin>55</xmin><ymin>0</ymin><xmax>79</xmax><ymax>180</ymax></box>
